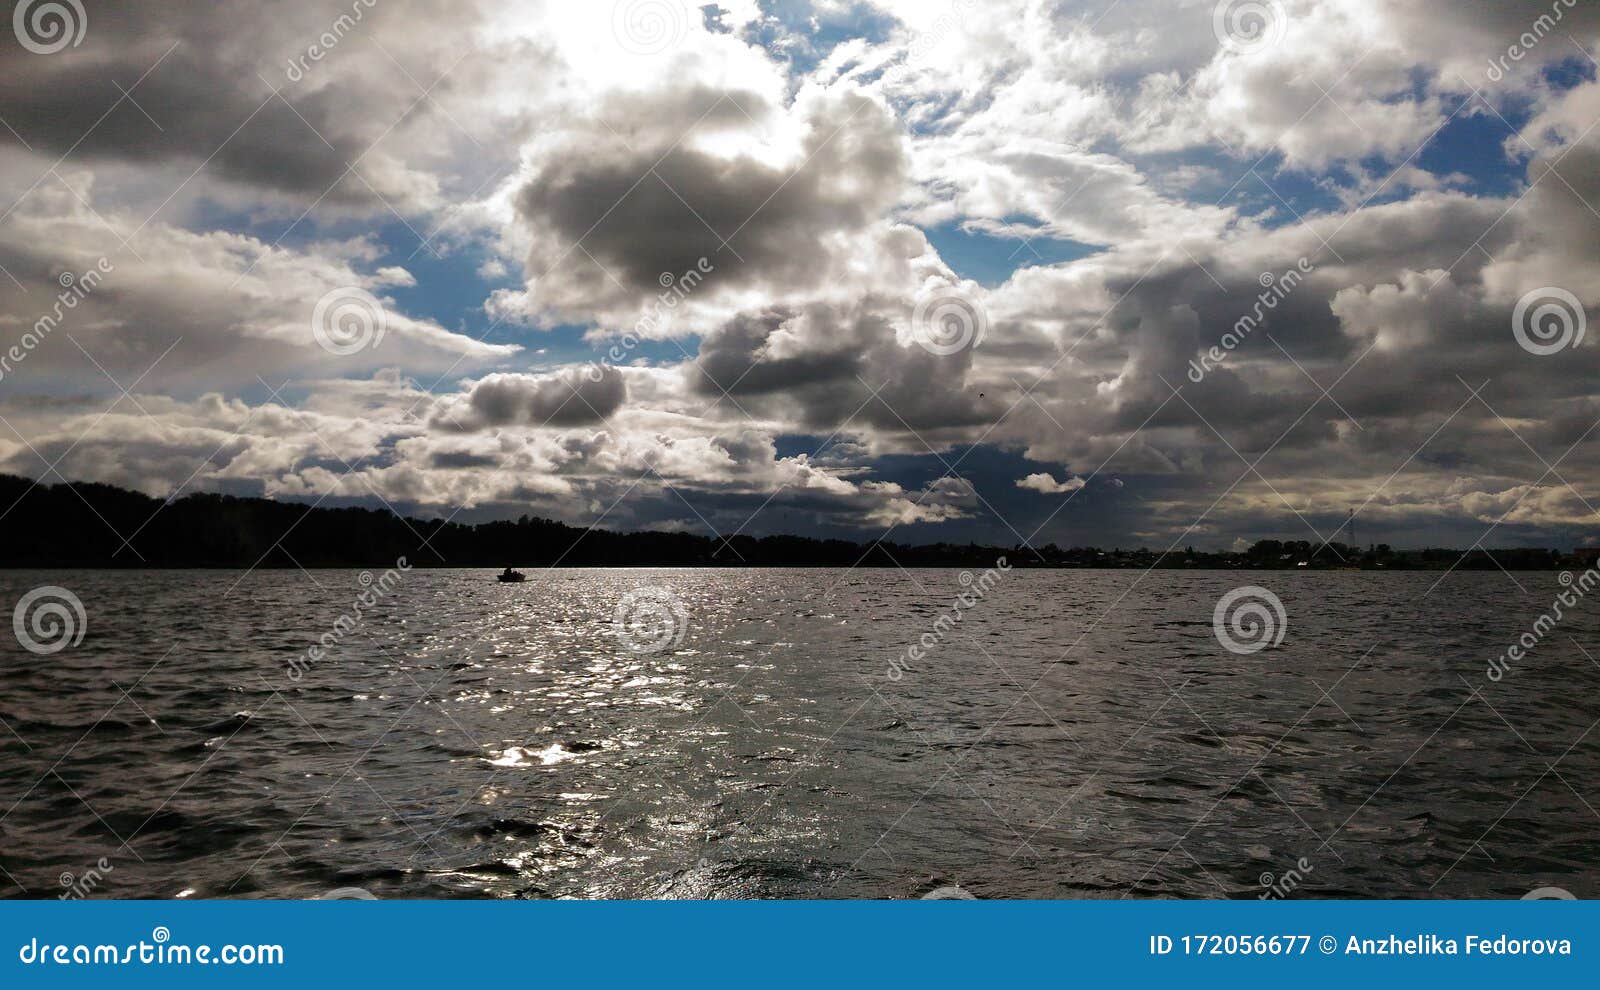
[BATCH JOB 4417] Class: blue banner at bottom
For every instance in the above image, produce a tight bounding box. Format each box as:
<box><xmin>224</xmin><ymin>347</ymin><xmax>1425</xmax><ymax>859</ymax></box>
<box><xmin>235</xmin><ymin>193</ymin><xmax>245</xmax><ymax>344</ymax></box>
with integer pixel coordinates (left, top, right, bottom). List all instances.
<box><xmin>2</xmin><ymin>900</ymin><xmax>1592</xmax><ymax>988</ymax></box>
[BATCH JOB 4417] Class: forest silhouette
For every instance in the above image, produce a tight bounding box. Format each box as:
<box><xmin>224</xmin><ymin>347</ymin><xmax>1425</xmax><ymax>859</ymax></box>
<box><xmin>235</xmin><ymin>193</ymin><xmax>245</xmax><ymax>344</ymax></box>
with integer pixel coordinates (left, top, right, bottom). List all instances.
<box><xmin>0</xmin><ymin>474</ymin><xmax>1572</xmax><ymax>570</ymax></box>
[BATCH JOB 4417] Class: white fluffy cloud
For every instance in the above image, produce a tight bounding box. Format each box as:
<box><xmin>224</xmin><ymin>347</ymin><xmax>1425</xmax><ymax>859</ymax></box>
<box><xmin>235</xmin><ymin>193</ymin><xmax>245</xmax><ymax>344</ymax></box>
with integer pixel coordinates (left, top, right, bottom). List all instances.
<box><xmin>1017</xmin><ymin>473</ymin><xmax>1087</xmax><ymax>494</ymax></box>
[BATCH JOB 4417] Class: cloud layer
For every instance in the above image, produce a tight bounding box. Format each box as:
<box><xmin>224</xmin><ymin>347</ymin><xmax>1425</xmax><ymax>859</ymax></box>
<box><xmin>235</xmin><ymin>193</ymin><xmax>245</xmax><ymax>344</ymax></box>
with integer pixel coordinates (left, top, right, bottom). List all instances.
<box><xmin>3</xmin><ymin>0</ymin><xmax>1599</xmax><ymax>551</ymax></box>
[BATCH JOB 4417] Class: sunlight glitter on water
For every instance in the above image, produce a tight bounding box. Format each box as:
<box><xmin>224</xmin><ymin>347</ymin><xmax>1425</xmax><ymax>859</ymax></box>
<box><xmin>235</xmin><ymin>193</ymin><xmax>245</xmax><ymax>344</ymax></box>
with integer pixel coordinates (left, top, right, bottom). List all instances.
<box><xmin>0</xmin><ymin>567</ymin><xmax>1594</xmax><ymax>900</ymax></box>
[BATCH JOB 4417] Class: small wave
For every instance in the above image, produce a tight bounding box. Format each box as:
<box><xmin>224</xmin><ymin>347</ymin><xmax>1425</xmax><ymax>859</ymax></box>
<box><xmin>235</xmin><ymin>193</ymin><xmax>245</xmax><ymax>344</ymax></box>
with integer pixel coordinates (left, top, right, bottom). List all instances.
<box><xmin>651</xmin><ymin>858</ymin><xmax>845</xmax><ymax>899</ymax></box>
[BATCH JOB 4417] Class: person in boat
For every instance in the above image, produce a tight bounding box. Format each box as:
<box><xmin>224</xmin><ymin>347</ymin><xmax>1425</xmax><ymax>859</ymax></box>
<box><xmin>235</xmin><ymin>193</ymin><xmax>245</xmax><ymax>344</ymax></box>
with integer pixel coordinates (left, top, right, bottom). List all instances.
<box><xmin>500</xmin><ymin>566</ymin><xmax>520</xmax><ymax>580</ymax></box>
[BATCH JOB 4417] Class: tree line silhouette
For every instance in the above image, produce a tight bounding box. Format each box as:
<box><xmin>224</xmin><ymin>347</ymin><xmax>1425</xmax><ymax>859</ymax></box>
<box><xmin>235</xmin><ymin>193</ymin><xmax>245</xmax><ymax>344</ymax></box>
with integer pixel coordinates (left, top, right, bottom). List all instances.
<box><xmin>0</xmin><ymin>474</ymin><xmax>996</xmax><ymax>568</ymax></box>
<box><xmin>0</xmin><ymin>474</ymin><xmax>1577</xmax><ymax>570</ymax></box>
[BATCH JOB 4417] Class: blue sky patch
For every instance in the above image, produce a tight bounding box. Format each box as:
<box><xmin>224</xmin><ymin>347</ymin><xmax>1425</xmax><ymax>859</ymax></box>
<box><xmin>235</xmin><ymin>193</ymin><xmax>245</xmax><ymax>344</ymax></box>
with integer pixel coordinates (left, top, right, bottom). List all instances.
<box><xmin>923</xmin><ymin>221</ymin><xmax>1100</xmax><ymax>286</ymax></box>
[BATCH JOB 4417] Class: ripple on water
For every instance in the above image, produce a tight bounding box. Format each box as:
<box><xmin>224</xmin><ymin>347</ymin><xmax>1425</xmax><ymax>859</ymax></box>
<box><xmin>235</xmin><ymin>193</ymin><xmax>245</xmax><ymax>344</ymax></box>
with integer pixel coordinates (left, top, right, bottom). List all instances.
<box><xmin>0</xmin><ymin>568</ymin><xmax>1594</xmax><ymax>899</ymax></box>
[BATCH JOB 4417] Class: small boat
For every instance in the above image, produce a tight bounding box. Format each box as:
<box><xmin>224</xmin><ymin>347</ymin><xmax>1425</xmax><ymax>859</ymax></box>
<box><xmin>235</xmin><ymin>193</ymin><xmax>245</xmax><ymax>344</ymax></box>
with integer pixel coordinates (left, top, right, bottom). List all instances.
<box><xmin>497</xmin><ymin>567</ymin><xmax>526</xmax><ymax>583</ymax></box>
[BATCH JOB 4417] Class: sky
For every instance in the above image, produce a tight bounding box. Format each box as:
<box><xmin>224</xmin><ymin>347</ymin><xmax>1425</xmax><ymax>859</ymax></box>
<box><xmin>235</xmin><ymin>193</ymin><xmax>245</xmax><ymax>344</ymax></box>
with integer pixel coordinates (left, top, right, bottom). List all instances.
<box><xmin>1</xmin><ymin>0</ymin><xmax>1599</xmax><ymax>552</ymax></box>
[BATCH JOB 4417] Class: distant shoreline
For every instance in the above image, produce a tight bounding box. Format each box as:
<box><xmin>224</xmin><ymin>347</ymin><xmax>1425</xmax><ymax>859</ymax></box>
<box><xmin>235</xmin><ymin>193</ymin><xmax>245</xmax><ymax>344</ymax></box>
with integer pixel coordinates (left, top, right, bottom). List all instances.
<box><xmin>0</xmin><ymin>564</ymin><xmax>1580</xmax><ymax>572</ymax></box>
<box><xmin>0</xmin><ymin>474</ymin><xmax>1587</xmax><ymax>571</ymax></box>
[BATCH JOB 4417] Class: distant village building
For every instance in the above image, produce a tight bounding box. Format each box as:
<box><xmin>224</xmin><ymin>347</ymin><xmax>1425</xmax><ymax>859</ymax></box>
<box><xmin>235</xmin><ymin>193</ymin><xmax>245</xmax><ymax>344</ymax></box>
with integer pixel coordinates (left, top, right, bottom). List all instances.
<box><xmin>1577</xmin><ymin>547</ymin><xmax>1600</xmax><ymax>567</ymax></box>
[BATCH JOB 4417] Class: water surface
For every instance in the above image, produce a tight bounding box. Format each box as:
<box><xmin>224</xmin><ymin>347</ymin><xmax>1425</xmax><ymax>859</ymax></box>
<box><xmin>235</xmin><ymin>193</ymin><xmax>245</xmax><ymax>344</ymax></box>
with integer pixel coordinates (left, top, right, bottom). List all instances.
<box><xmin>1</xmin><ymin>568</ymin><xmax>1595</xmax><ymax>899</ymax></box>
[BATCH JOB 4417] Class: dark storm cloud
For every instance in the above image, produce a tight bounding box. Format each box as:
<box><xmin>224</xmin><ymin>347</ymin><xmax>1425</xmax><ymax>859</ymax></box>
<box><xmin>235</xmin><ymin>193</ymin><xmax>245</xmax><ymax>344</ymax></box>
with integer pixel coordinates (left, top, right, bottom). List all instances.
<box><xmin>980</xmin><ymin>114</ymin><xmax>1600</xmax><ymax>546</ymax></box>
<box><xmin>1069</xmin><ymin>186</ymin><xmax>1556</xmax><ymax>444</ymax></box>
<box><xmin>694</xmin><ymin>307</ymin><xmax>865</xmax><ymax>395</ymax></box>
<box><xmin>691</xmin><ymin>301</ymin><xmax>997</xmax><ymax>435</ymax></box>
<box><xmin>434</xmin><ymin>366</ymin><xmax>627</xmax><ymax>431</ymax></box>
<box><xmin>513</xmin><ymin>87</ymin><xmax>905</xmax><ymax>299</ymax></box>
<box><xmin>0</xmin><ymin>0</ymin><xmax>474</xmax><ymax>204</ymax></box>
<box><xmin>429</xmin><ymin>449</ymin><xmax>500</xmax><ymax>469</ymax></box>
